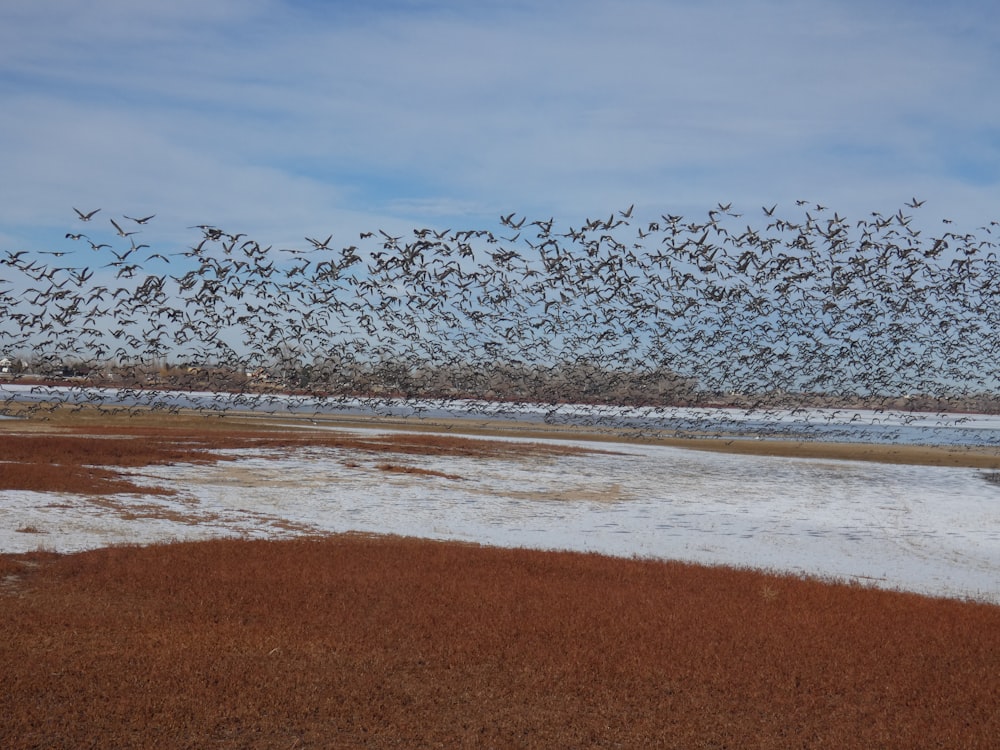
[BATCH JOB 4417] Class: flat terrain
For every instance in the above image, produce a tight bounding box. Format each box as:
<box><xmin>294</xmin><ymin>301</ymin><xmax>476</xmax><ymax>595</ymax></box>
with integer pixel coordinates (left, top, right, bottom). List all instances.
<box><xmin>2</xmin><ymin>536</ymin><xmax>999</xmax><ymax>748</ymax></box>
<box><xmin>6</xmin><ymin>401</ymin><xmax>1000</xmax><ymax>468</ymax></box>
<box><xmin>1</xmin><ymin>407</ymin><xmax>999</xmax><ymax>747</ymax></box>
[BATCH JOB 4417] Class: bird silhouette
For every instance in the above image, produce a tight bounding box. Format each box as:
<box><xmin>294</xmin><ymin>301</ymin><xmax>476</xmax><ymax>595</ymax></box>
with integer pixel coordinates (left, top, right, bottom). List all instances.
<box><xmin>73</xmin><ymin>207</ymin><xmax>100</xmax><ymax>221</ymax></box>
<box><xmin>110</xmin><ymin>218</ymin><xmax>139</xmax><ymax>238</ymax></box>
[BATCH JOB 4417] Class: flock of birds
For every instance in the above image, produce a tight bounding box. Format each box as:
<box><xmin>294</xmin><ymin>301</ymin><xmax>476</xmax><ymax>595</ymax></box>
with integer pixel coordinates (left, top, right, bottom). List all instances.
<box><xmin>2</xmin><ymin>200</ymin><xmax>1000</xmax><ymax>429</ymax></box>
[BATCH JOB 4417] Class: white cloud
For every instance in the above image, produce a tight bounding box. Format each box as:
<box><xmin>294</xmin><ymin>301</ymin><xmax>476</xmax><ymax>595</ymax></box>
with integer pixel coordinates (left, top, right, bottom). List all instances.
<box><xmin>1</xmin><ymin>0</ymin><xmax>998</xmax><ymax>248</ymax></box>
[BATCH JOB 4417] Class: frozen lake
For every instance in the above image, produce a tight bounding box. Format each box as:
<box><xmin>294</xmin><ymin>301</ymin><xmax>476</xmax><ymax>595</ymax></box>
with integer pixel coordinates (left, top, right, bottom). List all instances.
<box><xmin>2</xmin><ymin>427</ymin><xmax>998</xmax><ymax>604</ymax></box>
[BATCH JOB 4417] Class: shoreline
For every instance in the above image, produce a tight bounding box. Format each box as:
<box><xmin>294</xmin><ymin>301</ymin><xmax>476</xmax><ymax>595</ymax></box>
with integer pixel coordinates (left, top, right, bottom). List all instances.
<box><xmin>4</xmin><ymin>402</ymin><xmax>1000</xmax><ymax>468</ymax></box>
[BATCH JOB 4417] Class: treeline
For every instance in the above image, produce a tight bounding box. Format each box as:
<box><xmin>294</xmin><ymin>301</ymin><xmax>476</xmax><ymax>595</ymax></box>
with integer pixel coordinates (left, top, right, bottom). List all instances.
<box><xmin>7</xmin><ymin>356</ymin><xmax>699</xmax><ymax>408</ymax></box>
<box><xmin>11</xmin><ymin>353</ymin><xmax>1000</xmax><ymax>415</ymax></box>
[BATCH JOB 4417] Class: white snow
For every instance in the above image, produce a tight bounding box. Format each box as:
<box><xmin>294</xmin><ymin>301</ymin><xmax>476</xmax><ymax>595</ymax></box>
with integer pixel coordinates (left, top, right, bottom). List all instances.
<box><xmin>3</xmin><ymin>428</ymin><xmax>998</xmax><ymax>604</ymax></box>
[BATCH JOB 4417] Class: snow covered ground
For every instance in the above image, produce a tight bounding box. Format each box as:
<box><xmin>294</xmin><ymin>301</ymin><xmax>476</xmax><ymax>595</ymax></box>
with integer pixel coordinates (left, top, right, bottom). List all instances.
<box><xmin>3</xmin><ymin>428</ymin><xmax>998</xmax><ymax>604</ymax></box>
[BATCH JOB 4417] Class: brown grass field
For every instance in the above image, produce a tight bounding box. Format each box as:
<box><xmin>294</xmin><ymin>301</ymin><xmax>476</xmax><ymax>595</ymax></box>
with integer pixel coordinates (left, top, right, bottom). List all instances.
<box><xmin>2</xmin><ymin>408</ymin><xmax>999</xmax><ymax>747</ymax></box>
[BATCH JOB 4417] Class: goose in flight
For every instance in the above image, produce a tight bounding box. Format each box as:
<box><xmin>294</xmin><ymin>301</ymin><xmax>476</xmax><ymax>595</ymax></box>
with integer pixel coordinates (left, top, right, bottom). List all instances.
<box><xmin>73</xmin><ymin>207</ymin><xmax>101</xmax><ymax>221</ymax></box>
<box><xmin>110</xmin><ymin>218</ymin><xmax>139</xmax><ymax>237</ymax></box>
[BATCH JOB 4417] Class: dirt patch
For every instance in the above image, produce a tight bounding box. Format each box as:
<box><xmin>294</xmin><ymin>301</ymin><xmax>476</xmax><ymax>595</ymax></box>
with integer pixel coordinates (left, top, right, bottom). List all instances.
<box><xmin>376</xmin><ymin>462</ymin><xmax>465</xmax><ymax>480</ymax></box>
<box><xmin>672</xmin><ymin>436</ymin><xmax>1000</xmax><ymax>468</ymax></box>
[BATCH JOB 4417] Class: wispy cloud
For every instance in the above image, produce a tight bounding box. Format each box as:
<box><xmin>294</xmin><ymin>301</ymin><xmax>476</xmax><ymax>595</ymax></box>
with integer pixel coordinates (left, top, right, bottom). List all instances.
<box><xmin>2</xmin><ymin>0</ymin><xmax>998</xmax><ymax>249</ymax></box>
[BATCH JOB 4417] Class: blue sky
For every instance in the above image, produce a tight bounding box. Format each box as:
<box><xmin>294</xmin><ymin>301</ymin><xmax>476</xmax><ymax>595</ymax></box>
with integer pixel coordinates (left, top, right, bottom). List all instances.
<box><xmin>2</xmin><ymin>0</ymin><xmax>998</xmax><ymax>252</ymax></box>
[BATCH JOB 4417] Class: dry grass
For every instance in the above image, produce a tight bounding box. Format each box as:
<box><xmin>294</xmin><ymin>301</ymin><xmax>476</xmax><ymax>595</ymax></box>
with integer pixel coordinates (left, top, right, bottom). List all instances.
<box><xmin>0</xmin><ymin>421</ymin><xmax>594</xmax><ymax>496</ymax></box>
<box><xmin>0</xmin><ymin>536</ymin><xmax>997</xmax><ymax>749</ymax></box>
<box><xmin>1</xmin><ymin>410</ymin><xmax>998</xmax><ymax>747</ymax></box>
<box><xmin>7</xmin><ymin>401</ymin><xmax>1000</xmax><ymax>467</ymax></box>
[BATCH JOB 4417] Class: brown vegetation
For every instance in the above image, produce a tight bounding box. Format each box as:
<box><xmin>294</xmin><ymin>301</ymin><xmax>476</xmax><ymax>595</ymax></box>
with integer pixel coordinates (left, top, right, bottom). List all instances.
<box><xmin>0</xmin><ymin>415</ymin><xmax>596</xmax><ymax>495</ymax></box>
<box><xmin>376</xmin><ymin>462</ymin><xmax>465</xmax><ymax>480</ymax></box>
<box><xmin>1</xmin><ymin>536</ymin><xmax>998</xmax><ymax>748</ymax></box>
<box><xmin>1</xmin><ymin>410</ymin><xmax>998</xmax><ymax>747</ymax></box>
<box><xmin>5</xmin><ymin>402</ymin><xmax>1000</xmax><ymax>468</ymax></box>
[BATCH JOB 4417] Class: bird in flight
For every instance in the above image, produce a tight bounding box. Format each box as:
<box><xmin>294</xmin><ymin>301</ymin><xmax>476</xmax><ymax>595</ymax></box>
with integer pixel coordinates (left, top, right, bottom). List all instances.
<box><xmin>125</xmin><ymin>214</ymin><xmax>156</xmax><ymax>224</ymax></box>
<box><xmin>74</xmin><ymin>207</ymin><xmax>101</xmax><ymax>221</ymax></box>
<box><xmin>110</xmin><ymin>218</ymin><xmax>139</xmax><ymax>237</ymax></box>
<box><xmin>306</xmin><ymin>235</ymin><xmax>333</xmax><ymax>250</ymax></box>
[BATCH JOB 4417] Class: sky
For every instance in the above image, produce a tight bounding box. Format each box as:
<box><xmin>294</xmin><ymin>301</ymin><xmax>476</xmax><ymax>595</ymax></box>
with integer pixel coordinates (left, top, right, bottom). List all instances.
<box><xmin>2</xmin><ymin>0</ymin><xmax>998</xmax><ymax>254</ymax></box>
